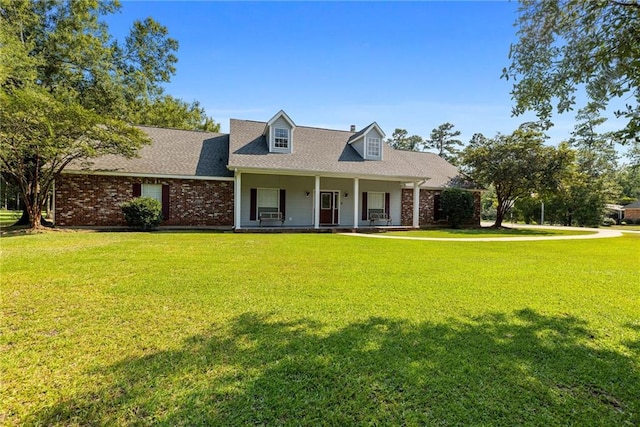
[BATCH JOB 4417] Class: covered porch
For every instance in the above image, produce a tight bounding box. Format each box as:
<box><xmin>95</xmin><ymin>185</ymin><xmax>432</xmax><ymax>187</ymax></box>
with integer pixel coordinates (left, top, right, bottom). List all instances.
<box><xmin>233</xmin><ymin>171</ymin><xmax>421</xmax><ymax>230</ymax></box>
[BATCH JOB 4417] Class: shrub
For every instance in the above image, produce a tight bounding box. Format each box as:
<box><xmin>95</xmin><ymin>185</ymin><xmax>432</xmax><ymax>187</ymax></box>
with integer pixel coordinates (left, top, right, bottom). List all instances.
<box><xmin>121</xmin><ymin>197</ymin><xmax>163</xmax><ymax>231</ymax></box>
<box><xmin>601</xmin><ymin>218</ymin><xmax>616</xmax><ymax>226</ymax></box>
<box><xmin>440</xmin><ymin>188</ymin><xmax>475</xmax><ymax>228</ymax></box>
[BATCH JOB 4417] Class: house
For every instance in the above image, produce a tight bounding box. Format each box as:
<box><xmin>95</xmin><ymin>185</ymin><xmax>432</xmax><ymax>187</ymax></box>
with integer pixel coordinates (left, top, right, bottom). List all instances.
<box><xmin>54</xmin><ymin>110</ymin><xmax>481</xmax><ymax>229</ymax></box>
<box><xmin>623</xmin><ymin>200</ymin><xmax>640</xmax><ymax>222</ymax></box>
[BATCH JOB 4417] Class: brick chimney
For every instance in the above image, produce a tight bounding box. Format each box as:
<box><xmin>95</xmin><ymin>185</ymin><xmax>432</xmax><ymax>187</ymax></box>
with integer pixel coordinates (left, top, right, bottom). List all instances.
<box><xmin>350</xmin><ymin>125</ymin><xmax>356</xmax><ymax>132</ymax></box>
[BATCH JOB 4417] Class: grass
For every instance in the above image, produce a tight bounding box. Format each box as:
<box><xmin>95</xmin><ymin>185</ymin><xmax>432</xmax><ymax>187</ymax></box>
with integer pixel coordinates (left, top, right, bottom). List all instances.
<box><xmin>1</xmin><ymin>231</ymin><xmax>639</xmax><ymax>425</ymax></box>
<box><xmin>612</xmin><ymin>224</ymin><xmax>640</xmax><ymax>231</ymax></box>
<box><xmin>384</xmin><ymin>227</ymin><xmax>596</xmax><ymax>238</ymax></box>
<box><xmin>0</xmin><ymin>210</ymin><xmax>21</xmax><ymax>228</ymax></box>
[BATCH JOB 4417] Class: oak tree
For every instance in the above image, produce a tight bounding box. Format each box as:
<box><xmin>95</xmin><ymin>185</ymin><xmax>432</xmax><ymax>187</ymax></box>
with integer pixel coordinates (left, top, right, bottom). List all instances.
<box><xmin>461</xmin><ymin>127</ymin><xmax>571</xmax><ymax>227</ymax></box>
<box><xmin>504</xmin><ymin>0</ymin><xmax>640</xmax><ymax>142</ymax></box>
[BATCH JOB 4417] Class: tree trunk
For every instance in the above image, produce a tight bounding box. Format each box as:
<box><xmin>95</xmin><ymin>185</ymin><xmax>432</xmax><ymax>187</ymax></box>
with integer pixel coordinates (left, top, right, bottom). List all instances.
<box><xmin>13</xmin><ymin>203</ymin><xmax>53</xmax><ymax>229</ymax></box>
<box><xmin>494</xmin><ymin>208</ymin><xmax>505</xmax><ymax>228</ymax></box>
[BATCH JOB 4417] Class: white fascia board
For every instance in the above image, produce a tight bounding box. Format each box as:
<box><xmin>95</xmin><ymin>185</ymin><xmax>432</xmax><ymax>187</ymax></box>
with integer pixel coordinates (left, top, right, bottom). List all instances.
<box><xmin>231</xmin><ymin>167</ymin><xmax>423</xmax><ymax>182</ymax></box>
<box><xmin>61</xmin><ymin>169</ymin><xmax>234</xmax><ymax>181</ymax></box>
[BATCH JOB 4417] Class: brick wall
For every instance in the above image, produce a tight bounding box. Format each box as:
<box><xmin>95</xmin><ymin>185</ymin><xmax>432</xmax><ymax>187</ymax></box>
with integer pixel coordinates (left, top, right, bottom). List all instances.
<box><xmin>55</xmin><ymin>174</ymin><xmax>234</xmax><ymax>227</ymax></box>
<box><xmin>625</xmin><ymin>208</ymin><xmax>640</xmax><ymax>221</ymax></box>
<box><xmin>401</xmin><ymin>188</ymin><xmax>481</xmax><ymax>227</ymax></box>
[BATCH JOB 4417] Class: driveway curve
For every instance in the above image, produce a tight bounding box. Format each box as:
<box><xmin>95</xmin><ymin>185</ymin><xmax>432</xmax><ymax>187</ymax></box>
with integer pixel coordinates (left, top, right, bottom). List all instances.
<box><xmin>341</xmin><ymin>224</ymin><xmax>627</xmax><ymax>242</ymax></box>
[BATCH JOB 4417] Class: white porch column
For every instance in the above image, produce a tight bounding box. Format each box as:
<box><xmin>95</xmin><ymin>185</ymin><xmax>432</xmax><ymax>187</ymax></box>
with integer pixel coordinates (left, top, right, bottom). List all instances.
<box><xmin>314</xmin><ymin>176</ymin><xmax>320</xmax><ymax>229</ymax></box>
<box><xmin>353</xmin><ymin>177</ymin><xmax>359</xmax><ymax>229</ymax></box>
<box><xmin>413</xmin><ymin>182</ymin><xmax>420</xmax><ymax>228</ymax></box>
<box><xmin>234</xmin><ymin>170</ymin><xmax>242</xmax><ymax>230</ymax></box>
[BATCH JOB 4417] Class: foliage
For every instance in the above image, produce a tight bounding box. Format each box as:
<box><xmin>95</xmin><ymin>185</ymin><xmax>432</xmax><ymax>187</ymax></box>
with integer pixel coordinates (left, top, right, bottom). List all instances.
<box><xmin>513</xmin><ymin>195</ymin><xmax>544</xmax><ymax>224</ymax></box>
<box><xmin>2</xmin><ymin>232</ymin><xmax>639</xmax><ymax>425</ymax></box>
<box><xmin>616</xmin><ymin>165</ymin><xmax>640</xmax><ymax>203</ymax></box>
<box><xmin>461</xmin><ymin>127</ymin><xmax>571</xmax><ymax>227</ymax></box>
<box><xmin>480</xmin><ymin>185</ymin><xmax>497</xmax><ymax>221</ymax></box>
<box><xmin>130</xmin><ymin>95</ymin><xmax>220</xmax><ymax>132</ymax></box>
<box><xmin>602</xmin><ymin>217</ymin><xmax>616</xmax><ymax>226</ymax></box>
<box><xmin>504</xmin><ymin>0</ymin><xmax>640</xmax><ymax>141</ymax></box>
<box><xmin>386</xmin><ymin>128</ymin><xmax>423</xmax><ymax>151</ymax></box>
<box><xmin>121</xmin><ymin>196</ymin><xmax>163</xmax><ymax>230</ymax></box>
<box><xmin>0</xmin><ymin>86</ymin><xmax>147</xmax><ymax>229</ymax></box>
<box><xmin>439</xmin><ymin>188</ymin><xmax>474</xmax><ymax>228</ymax></box>
<box><xmin>424</xmin><ymin>122</ymin><xmax>463</xmax><ymax>164</ymax></box>
<box><xmin>0</xmin><ymin>0</ymin><xmax>218</xmax><ymax>229</ymax></box>
<box><xmin>541</xmin><ymin>110</ymin><xmax>621</xmax><ymax>227</ymax></box>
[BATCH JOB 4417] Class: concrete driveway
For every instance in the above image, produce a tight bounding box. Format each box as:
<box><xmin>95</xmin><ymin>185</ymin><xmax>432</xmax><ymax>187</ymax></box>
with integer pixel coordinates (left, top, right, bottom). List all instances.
<box><xmin>342</xmin><ymin>223</ymin><xmax>634</xmax><ymax>242</ymax></box>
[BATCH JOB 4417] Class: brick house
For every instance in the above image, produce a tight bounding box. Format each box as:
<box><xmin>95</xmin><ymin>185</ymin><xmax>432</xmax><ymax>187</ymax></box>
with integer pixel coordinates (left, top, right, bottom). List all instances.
<box><xmin>623</xmin><ymin>200</ymin><xmax>640</xmax><ymax>222</ymax></box>
<box><xmin>55</xmin><ymin>110</ymin><xmax>481</xmax><ymax>229</ymax></box>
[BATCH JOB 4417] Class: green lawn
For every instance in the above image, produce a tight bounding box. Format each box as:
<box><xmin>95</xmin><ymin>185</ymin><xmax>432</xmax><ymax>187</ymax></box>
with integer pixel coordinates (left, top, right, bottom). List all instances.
<box><xmin>0</xmin><ymin>210</ymin><xmax>21</xmax><ymax>228</ymax></box>
<box><xmin>384</xmin><ymin>227</ymin><xmax>596</xmax><ymax>238</ymax></box>
<box><xmin>1</xmin><ymin>231</ymin><xmax>639</xmax><ymax>426</ymax></box>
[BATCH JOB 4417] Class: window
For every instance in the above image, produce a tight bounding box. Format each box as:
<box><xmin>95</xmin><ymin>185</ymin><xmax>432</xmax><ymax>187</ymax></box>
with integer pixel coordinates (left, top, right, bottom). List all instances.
<box><xmin>367</xmin><ymin>137</ymin><xmax>381</xmax><ymax>158</ymax></box>
<box><xmin>141</xmin><ymin>184</ymin><xmax>162</xmax><ymax>204</ymax></box>
<box><xmin>257</xmin><ymin>188</ymin><xmax>279</xmax><ymax>216</ymax></box>
<box><xmin>321</xmin><ymin>192</ymin><xmax>332</xmax><ymax>209</ymax></box>
<box><xmin>368</xmin><ymin>191</ymin><xmax>385</xmax><ymax>216</ymax></box>
<box><xmin>274</xmin><ymin>128</ymin><xmax>290</xmax><ymax>149</ymax></box>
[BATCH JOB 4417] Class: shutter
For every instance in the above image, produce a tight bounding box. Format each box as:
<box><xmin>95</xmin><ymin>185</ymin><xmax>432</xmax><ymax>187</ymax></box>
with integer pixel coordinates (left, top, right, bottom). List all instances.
<box><xmin>361</xmin><ymin>192</ymin><xmax>368</xmax><ymax>220</ymax></box>
<box><xmin>132</xmin><ymin>183</ymin><xmax>141</xmax><ymax>197</ymax></box>
<box><xmin>162</xmin><ymin>184</ymin><xmax>170</xmax><ymax>221</ymax></box>
<box><xmin>384</xmin><ymin>192</ymin><xmax>390</xmax><ymax>215</ymax></box>
<box><xmin>279</xmin><ymin>189</ymin><xmax>286</xmax><ymax>218</ymax></box>
<box><xmin>434</xmin><ymin>194</ymin><xmax>441</xmax><ymax>221</ymax></box>
<box><xmin>250</xmin><ymin>188</ymin><xmax>257</xmax><ymax>221</ymax></box>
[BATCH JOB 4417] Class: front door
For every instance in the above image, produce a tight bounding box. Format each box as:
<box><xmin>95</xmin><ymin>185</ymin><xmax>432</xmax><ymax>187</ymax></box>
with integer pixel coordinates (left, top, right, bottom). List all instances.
<box><xmin>319</xmin><ymin>191</ymin><xmax>339</xmax><ymax>225</ymax></box>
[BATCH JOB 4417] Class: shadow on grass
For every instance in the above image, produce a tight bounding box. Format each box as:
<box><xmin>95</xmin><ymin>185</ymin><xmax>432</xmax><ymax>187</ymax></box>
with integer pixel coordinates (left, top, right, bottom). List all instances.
<box><xmin>30</xmin><ymin>309</ymin><xmax>639</xmax><ymax>425</ymax></box>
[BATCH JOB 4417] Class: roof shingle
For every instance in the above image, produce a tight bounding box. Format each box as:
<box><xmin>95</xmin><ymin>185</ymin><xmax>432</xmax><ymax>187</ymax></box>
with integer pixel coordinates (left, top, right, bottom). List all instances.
<box><xmin>229</xmin><ymin>119</ymin><xmax>478</xmax><ymax>188</ymax></box>
<box><xmin>67</xmin><ymin>126</ymin><xmax>232</xmax><ymax>178</ymax></box>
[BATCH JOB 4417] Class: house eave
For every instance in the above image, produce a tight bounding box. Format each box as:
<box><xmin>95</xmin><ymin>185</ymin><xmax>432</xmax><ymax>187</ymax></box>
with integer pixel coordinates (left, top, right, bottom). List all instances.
<box><xmin>61</xmin><ymin>169</ymin><xmax>234</xmax><ymax>181</ymax></box>
<box><xmin>229</xmin><ymin>166</ymin><xmax>424</xmax><ymax>182</ymax></box>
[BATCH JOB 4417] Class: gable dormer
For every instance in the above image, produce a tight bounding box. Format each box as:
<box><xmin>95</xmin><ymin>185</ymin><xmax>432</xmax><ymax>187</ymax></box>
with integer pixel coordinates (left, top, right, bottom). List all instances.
<box><xmin>263</xmin><ymin>110</ymin><xmax>296</xmax><ymax>154</ymax></box>
<box><xmin>348</xmin><ymin>122</ymin><xmax>386</xmax><ymax>160</ymax></box>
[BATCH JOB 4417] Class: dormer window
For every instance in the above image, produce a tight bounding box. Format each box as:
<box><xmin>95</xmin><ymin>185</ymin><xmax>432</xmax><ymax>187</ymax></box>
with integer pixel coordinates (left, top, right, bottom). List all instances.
<box><xmin>264</xmin><ymin>110</ymin><xmax>296</xmax><ymax>153</ymax></box>
<box><xmin>367</xmin><ymin>137</ymin><xmax>381</xmax><ymax>158</ymax></box>
<box><xmin>274</xmin><ymin>128</ymin><xmax>290</xmax><ymax>149</ymax></box>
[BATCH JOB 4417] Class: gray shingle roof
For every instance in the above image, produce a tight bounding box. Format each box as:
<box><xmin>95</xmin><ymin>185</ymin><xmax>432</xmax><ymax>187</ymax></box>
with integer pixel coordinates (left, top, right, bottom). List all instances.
<box><xmin>228</xmin><ymin>119</ymin><xmax>479</xmax><ymax>188</ymax></box>
<box><xmin>624</xmin><ymin>200</ymin><xmax>640</xmax><ymax>209</ymax></box>
<box><xmin>66</xmin><ymin>126</ymin><xmax>232</xmax><ymax>178</ymax></box>
<box><xmin>64</xmin><ymin>120</ymin><xmax>479</xmax><ymax>190</ymax></box>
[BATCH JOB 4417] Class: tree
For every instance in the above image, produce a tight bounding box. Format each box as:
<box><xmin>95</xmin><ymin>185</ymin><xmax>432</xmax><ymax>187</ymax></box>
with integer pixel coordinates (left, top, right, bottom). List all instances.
<box><xmin>0</xmin><ymin>86</ymin><xmax>147</xmax><ymax>229</ymax></box>
<box><xmin>424</xmin><ymin>123</ymin><xmax>463</xmax><ymax>164</ymax></box>
<box><xmin>555</xmin><ymin>107</ymin><xmax>622</xmax><ymax>225</ymax></box>
<box><xmin>386</xmin><ymin>128</ymin><xmax>423</xmax><ymax>151</ymax></box>
<box><xmin>503</xmin><ymin>0</ymin><xmax>640</xmax><ymax>142</ymax></box>
<box><xmin>615</xmin><ymin>164</ymin><xmax>640</xmax><ymax>204</ymax></box>
<box><xmin>130</xmin><ymin>95</ymin><xmax>220</xmax><ymax>132</ymax></box>
<box><xmin>461</xmin><ymin>127</ymin><xmax>571</xmax><ymax>228</ymax></box>
<box><xmin>0</xmin><ymin>1</ymin><xmax>210</xmax><ymax>229</ymax></box>
<box><xmin>440</xmin><ymin>188</ymin><xmax>475</xmax><ymax>228</ymax></box>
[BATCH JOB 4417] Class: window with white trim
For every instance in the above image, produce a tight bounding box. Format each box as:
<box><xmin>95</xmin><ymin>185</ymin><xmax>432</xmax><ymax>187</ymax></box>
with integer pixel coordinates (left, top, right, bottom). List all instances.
<box><xmin>257</xmin><ymin>188</ymin><xmax>279</xmax><ymax>216</ymax></box>
<box><xmin>368</xmin><ymin>191</ymin><xmax>385</xmax><ymax>216</ymax></box>
<box><xmin>367</xmin><ymin>137</ymin><xmax>381</xmax><ymax>158</ymax></box>
<box><xmin>274</xmin><ymin>128</ymin><xmax>290</xmax><ymax>149</ymax></box>
<box><xmin>141</xmin><ymin>184</ymin><xmax>162</xmax><ymax>204</ymax></box>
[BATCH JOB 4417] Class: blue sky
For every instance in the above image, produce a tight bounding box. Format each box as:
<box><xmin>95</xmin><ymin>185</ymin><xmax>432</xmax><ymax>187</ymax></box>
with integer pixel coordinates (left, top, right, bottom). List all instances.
<box><xmin>105</xmin><ymin>1</ymin><xmax>618</xmax><ymax>147</ymax></box>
